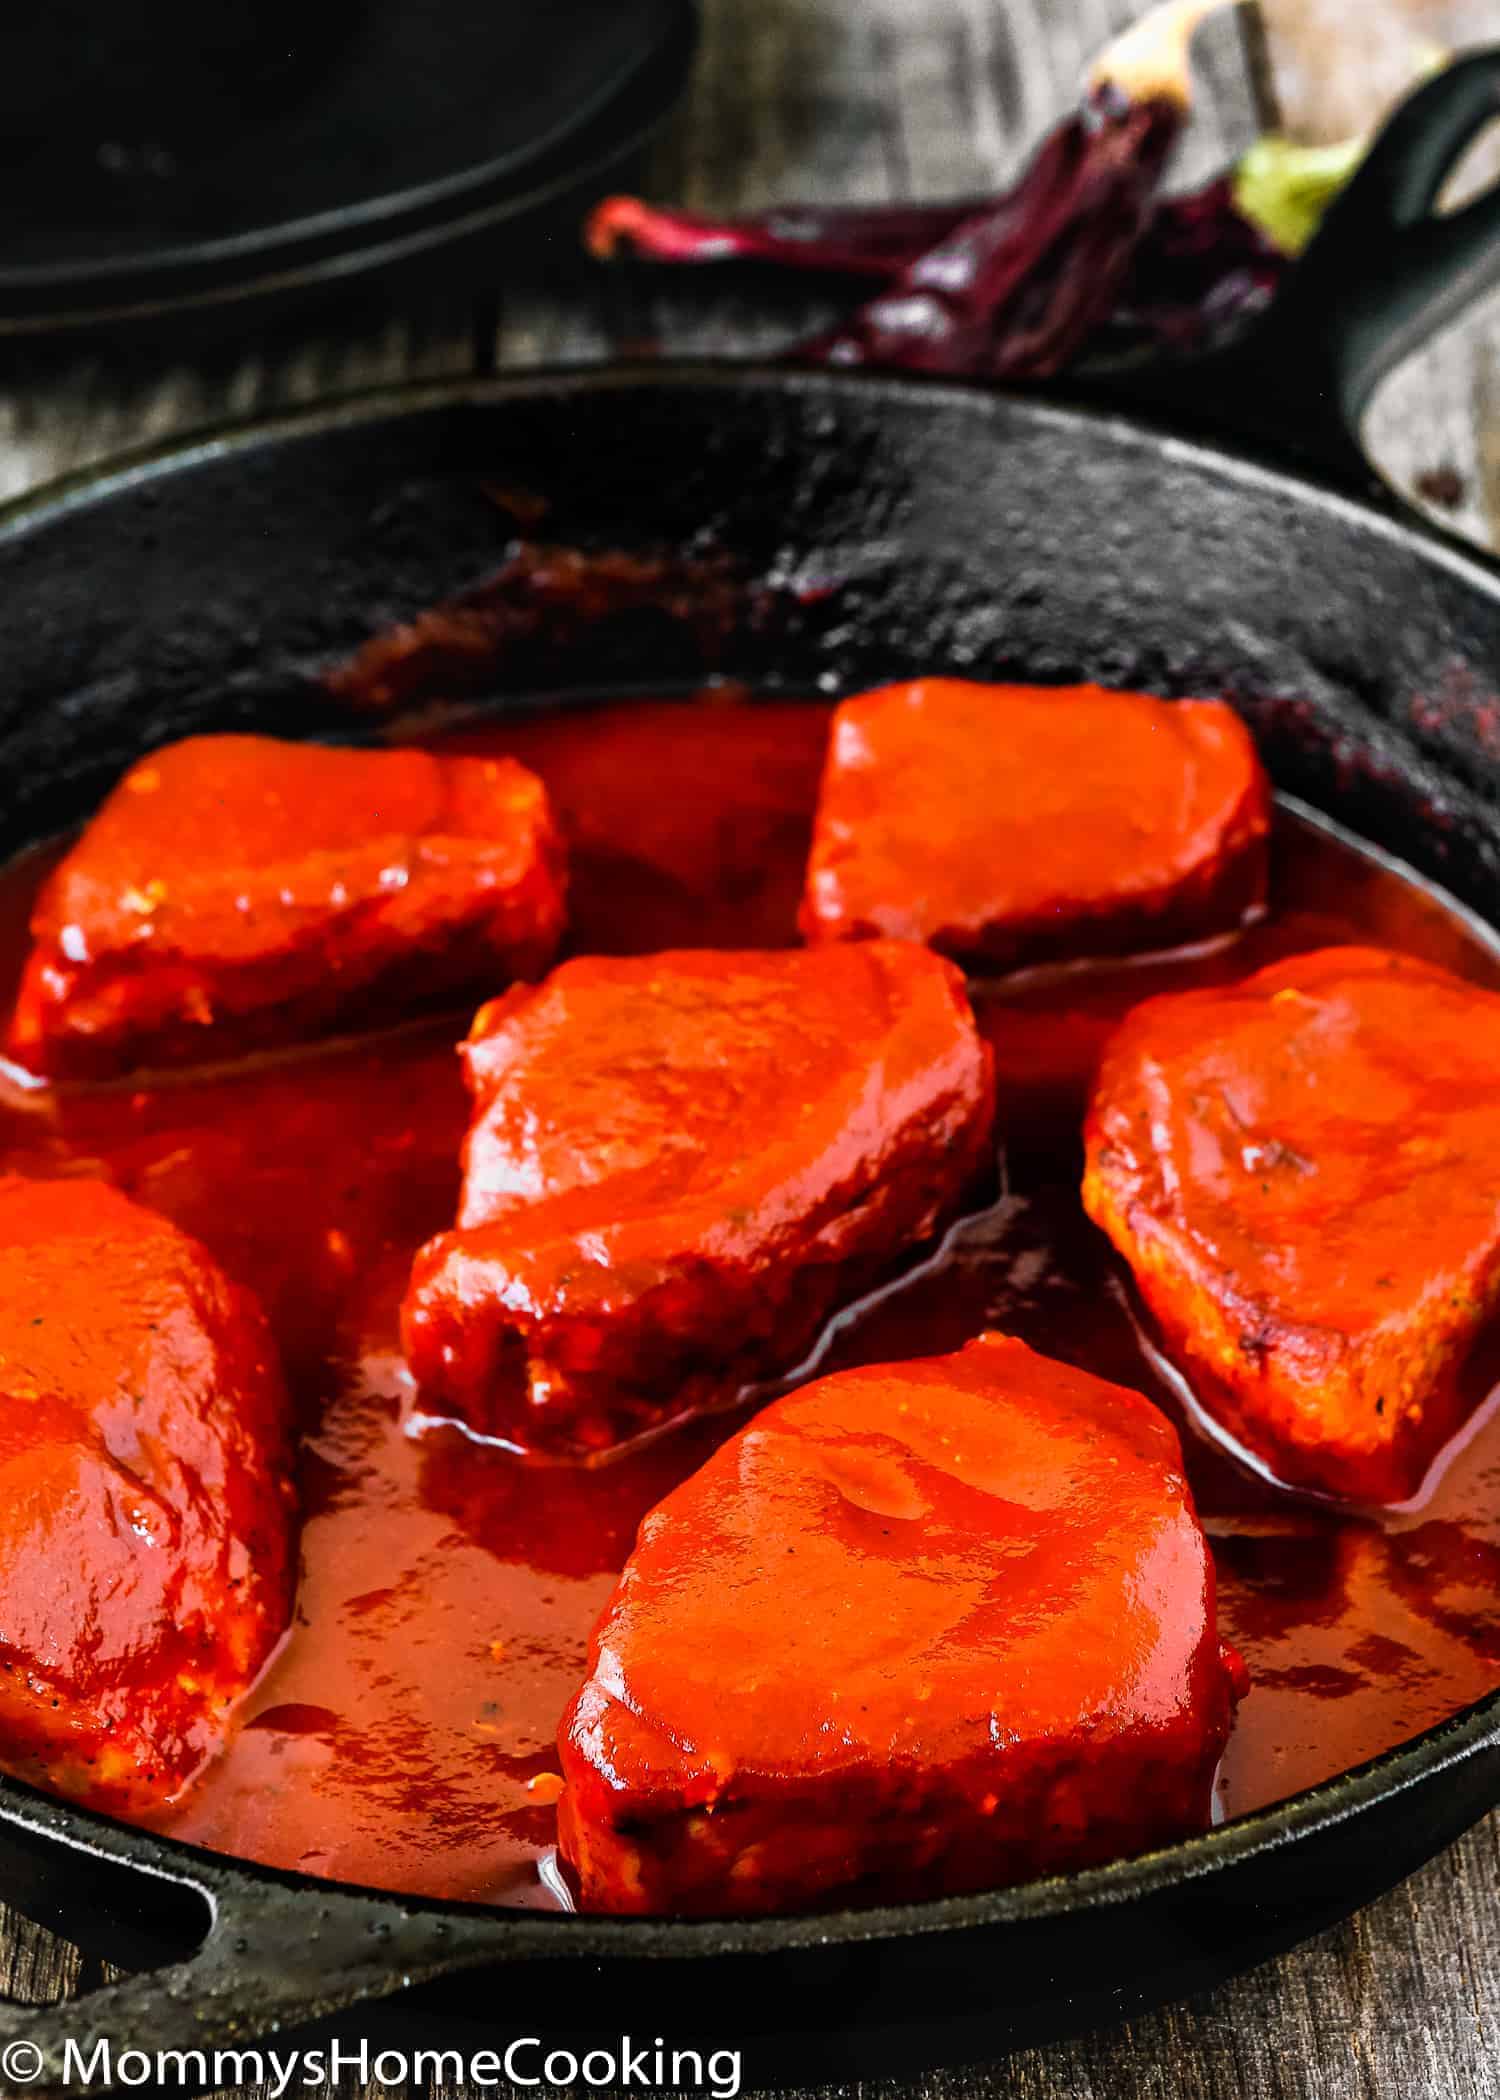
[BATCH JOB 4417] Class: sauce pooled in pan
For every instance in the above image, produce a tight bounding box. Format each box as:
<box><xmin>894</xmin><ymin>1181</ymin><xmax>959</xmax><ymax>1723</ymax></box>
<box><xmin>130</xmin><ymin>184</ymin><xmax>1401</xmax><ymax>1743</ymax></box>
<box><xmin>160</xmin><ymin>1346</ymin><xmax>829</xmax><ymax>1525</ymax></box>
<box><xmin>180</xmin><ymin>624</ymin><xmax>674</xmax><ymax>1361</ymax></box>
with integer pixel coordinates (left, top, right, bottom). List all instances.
<box><xmin>0</xmin><ymin>694</ymin><xmax>1495</xmax><ymax>1907</ymax></box>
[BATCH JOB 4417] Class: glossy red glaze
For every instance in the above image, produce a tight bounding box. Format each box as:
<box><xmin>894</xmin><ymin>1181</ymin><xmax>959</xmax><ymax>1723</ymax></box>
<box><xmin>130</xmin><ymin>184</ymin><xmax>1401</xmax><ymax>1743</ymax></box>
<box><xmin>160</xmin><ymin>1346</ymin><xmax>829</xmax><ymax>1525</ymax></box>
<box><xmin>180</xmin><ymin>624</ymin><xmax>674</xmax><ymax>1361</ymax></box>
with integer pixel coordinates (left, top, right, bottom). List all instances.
<box><xmin>0</xmin><ymin>695</ymin><xmax>1494</xmax><ymax>1905</ymax></box>
<box><xmin>0</xmin><ymin>1175</ymin><xmax>295</xmax><ymax>1813</ymax></box>
<box><xmin>8</xmin><ymin>734</ymin><xmax>565</xmax><ymax>1080</ymax></box>
<box><xmin>801</xmin><ymin>679</ymin><xmax>1270</xmax><ymax>967</ymax></box>
<box><xmin>403</xmin><ymin>942</ymin><xmax>996</xmax><ymax>1457</ymax></box>
<box><xmin>1084</xmin><ymin>945</ymin><xmax>1500</xmax><ymax>1503</ymax></box>
<box><xmin>558</xmin><ymin>1331</ymin><xmax>1240</xmax><ymax>1915</ymax></box>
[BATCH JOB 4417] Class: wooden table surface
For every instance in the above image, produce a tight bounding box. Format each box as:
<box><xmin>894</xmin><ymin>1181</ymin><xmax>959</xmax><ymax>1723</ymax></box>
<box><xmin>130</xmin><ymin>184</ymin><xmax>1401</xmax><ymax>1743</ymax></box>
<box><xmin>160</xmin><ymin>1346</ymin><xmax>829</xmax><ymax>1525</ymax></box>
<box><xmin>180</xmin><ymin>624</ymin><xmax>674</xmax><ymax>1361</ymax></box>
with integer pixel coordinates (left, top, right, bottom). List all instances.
<box><xmin>0</xmin><ymin>3</ymin><xmax>1497</xmax><ymax>2095</ymax></box>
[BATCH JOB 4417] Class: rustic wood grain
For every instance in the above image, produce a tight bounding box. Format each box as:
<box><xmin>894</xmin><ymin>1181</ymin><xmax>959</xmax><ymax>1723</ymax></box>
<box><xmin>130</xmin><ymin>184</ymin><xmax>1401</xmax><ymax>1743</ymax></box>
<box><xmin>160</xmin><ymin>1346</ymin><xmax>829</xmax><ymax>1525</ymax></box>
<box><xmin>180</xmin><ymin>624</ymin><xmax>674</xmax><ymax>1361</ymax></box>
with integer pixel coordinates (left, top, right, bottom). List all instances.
<box><xmin>0</xmin><ymin>3</ymin><xmax>1497</xmax><ymax>2095</ymax></box>
<box><xmin>0</xmin><ymin>297</ymin><xmax>474</xmax><ymax>504</ymax></box>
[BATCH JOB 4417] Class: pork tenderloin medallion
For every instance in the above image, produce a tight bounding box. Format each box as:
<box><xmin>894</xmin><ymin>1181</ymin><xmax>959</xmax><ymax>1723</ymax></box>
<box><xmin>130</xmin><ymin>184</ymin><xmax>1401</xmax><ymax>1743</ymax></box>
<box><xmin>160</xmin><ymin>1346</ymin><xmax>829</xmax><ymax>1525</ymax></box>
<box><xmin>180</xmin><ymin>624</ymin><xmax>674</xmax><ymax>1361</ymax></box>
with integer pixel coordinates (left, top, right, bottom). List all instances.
<box><xmin>557</xmin><ymin>1331</ymin><xmax>1243</xmax><ymax>1914</ymax></box>
<box><xmin>800</xmin><ymin>678</ymin><xmax>1270</xmax><ymax>970</ymax></box>
<box><xmin>1084</xmin><ymin>945</ymin><xmax>1500</xmax><ymax>1501</ymax></box>
<box><xmin>0</xmin><ymin>1175</ymin><xmax>297</xmax><ymax>1810</ymax></box>
<box><xmin>403</xmin><ymin>942</ymin><xmax>996</xmax><ymax>1458</ymax></box>
<box><xmin>9</xmin><ymin>733</ymin><xmax>566</xmax><ymax>1079</ymax></box>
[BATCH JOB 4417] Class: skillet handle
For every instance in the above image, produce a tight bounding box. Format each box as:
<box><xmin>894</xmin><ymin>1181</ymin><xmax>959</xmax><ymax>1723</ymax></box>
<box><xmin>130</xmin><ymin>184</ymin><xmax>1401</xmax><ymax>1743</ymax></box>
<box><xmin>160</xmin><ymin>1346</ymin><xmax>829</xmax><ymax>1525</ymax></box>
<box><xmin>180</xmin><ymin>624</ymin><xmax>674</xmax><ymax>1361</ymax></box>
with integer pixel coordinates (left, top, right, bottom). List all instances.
<box><xmin>1102</xmin><ymin>49</ymin><xmax>1500</xmax><ymax>500</ymax></box>
<box><xmin>0</xmin><ymin>1846</ymin><xmax>516</xmax><ymax>2094</ymax></box>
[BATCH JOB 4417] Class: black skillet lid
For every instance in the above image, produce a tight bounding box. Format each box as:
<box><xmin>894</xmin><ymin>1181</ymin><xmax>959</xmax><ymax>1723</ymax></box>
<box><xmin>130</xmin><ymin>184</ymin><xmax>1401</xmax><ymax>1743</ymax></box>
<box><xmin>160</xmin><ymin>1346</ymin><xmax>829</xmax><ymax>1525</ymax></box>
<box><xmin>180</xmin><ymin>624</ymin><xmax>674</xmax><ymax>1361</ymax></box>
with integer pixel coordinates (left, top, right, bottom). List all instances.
<box><xmin>0</xmin><ymin>0</ymin><xmax>696</xmax><ymax>334</ymax></box>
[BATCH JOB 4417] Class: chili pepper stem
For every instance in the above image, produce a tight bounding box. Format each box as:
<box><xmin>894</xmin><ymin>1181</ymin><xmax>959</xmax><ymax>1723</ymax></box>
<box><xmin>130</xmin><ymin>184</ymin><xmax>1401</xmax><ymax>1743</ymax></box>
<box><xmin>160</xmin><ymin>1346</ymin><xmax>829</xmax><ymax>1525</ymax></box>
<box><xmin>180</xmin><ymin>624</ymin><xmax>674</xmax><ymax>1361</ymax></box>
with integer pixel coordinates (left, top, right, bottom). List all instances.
<box><xmin>1090</xmin><ymin>0</ymin><xmax>1224</xmax><ymax>109</ymax></box>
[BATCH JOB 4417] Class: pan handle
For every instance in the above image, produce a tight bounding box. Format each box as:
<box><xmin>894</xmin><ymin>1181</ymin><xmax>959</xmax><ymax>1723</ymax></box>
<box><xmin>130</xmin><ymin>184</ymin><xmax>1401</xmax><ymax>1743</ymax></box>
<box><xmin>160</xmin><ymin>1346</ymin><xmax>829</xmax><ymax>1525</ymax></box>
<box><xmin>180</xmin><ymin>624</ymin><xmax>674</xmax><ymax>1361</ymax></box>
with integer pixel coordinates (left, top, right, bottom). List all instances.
<box><xmin>1100</xmin><ymin>49</ymin><xmax>1500</xmax><ymax>500</ymax></box>
<box><xmin>0</xmin><ymin>1832</ymin><xmax>518</xmax><ymax>2093</ymax></box>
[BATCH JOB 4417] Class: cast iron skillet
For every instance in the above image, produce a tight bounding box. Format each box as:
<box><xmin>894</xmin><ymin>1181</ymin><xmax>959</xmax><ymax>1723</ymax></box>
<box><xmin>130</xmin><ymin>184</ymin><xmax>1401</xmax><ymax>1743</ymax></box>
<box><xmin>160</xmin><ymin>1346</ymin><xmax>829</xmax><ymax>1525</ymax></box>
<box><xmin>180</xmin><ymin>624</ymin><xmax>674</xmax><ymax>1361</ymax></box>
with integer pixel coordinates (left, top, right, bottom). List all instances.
<box><xmin>0</xmin><ymin>54</ymin><xmax>1498</xmax><ymax>2094</ymax></box>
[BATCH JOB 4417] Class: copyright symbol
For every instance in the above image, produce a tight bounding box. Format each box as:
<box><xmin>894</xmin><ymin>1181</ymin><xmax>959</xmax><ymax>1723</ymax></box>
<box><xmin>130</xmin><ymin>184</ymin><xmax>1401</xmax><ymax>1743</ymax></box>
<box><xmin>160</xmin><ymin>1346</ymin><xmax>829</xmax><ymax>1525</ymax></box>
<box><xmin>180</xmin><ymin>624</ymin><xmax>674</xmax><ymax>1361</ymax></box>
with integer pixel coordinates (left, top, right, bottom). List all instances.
<box><xmin>1</xmin><ymin>2039</ymin><xmax>44</xmax><ymax>2085</ymax></box>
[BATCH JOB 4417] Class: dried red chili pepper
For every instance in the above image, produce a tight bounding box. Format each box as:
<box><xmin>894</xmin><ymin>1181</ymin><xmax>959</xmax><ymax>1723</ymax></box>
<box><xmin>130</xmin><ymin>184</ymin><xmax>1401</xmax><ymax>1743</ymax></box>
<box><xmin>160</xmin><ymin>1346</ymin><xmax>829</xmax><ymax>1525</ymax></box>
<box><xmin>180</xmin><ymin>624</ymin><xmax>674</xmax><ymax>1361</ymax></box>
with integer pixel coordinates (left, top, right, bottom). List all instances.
<box><xmin>584</xmin><ymin>1</ymin><xmax>1287</xmax><ymax>380</ymax></box>
<box><xmin>1101</xmin><ymin>175</ymin><xmax>1286</xmax><ymax>359</ymax></box>
<box><xmin>586</xmin><ymin>172</ymin><xmax>1285</xmax><ymax>370</ymax></box>
<box><xmin>585</xmin><ymin>193</ymin><xmax>982</xmax><ymax>277</ymax></box>
<box><xmin>790</xmin><ymin>85</ymin><xmax>1182</xmax><ymax>380</ymax></box>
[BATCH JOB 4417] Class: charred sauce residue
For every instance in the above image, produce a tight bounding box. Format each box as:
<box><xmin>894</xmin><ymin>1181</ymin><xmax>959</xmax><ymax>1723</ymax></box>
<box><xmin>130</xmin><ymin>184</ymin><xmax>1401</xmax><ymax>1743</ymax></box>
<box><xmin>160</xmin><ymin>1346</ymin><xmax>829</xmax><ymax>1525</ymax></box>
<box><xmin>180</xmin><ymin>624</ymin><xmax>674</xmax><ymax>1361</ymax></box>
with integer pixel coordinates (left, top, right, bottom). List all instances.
<box><xmin>0</xmin><ymin>694</ymin><xmax>1497</xmax><ymax>1907</ymax></box>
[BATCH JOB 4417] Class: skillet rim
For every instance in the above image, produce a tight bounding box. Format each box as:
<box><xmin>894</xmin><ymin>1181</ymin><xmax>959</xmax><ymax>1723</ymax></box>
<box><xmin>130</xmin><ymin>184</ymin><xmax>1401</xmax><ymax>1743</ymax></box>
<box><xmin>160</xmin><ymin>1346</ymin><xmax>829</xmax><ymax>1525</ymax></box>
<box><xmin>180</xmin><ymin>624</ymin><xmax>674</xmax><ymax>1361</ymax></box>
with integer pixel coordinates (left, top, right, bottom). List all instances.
<box><xmin>0</xmin><ymin>358</ymin><xmax>1497</xmax><ymax>1961</ymax></box>
<box><xmin>0</xmin><ymin>0</ymin><xmax>697</xmax><ymax>299</ymax></box>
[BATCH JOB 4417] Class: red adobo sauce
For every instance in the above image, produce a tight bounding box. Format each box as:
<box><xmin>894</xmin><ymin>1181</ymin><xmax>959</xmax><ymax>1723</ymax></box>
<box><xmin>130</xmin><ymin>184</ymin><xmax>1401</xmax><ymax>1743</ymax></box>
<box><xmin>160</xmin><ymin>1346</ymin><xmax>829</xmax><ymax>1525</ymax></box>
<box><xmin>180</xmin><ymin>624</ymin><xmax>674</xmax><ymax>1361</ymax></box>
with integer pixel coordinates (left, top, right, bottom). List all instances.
<box><xmin>0</xmin><ymin>695</ymin><xmax>1496</xmax><ymax>1907</ymax></box>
